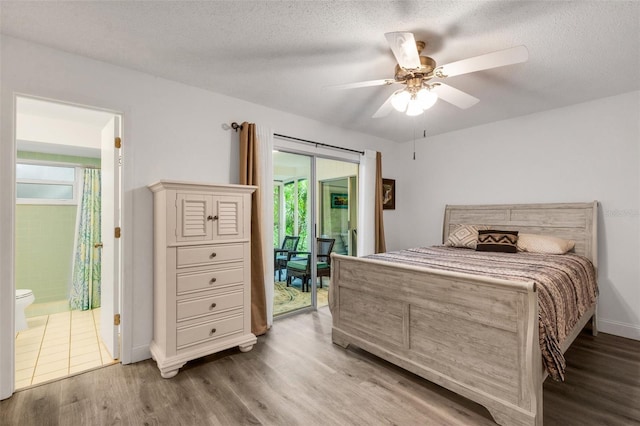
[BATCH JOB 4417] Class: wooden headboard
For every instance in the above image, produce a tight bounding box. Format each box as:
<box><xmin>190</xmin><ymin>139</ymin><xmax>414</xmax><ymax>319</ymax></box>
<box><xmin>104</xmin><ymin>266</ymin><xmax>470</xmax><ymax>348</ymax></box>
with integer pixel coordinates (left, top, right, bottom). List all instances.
<box><xmin>443</xmin><ymin>202</ymin><xmax>599</xmax><ymax>266</ymax></box>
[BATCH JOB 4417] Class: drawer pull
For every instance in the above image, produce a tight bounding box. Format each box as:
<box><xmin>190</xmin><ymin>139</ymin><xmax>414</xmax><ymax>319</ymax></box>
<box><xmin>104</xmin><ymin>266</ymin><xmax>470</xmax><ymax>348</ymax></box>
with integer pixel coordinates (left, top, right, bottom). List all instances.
<box><xmin>210</xmin><ymin>303</ymin><xmax>217</xmax><ymax>310</ymax></box>
<box><xmin>209</xmin><ymin>328</ymin><xmax>217</xmax><ymax>336</ymax></box>
<box><xmin>209</xmin><ymin>277</ymin><xmax>217</xmax><ymax>284</ymax></box>
<box><xmin>207</xmin><ymin>215</ymin><xmax>219</xmax><ymax>221</ymax></box>
<box><xmin>210</xmin><ymin>252</ymin><xmax>217</xmax><ymax>258</ymax></box>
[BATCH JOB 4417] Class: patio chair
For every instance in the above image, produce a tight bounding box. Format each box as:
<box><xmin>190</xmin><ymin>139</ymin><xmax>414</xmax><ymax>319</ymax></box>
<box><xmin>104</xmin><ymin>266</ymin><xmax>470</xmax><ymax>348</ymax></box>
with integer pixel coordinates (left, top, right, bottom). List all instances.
<box><xmin>274</xmin><ymin>236</ymin><xmax>300</xmax><ymax>281</ymax></box>
<box><xmin>286</xmin><ymin>238</ymin><xmax>335</xmax><ymax>292</ymax></box>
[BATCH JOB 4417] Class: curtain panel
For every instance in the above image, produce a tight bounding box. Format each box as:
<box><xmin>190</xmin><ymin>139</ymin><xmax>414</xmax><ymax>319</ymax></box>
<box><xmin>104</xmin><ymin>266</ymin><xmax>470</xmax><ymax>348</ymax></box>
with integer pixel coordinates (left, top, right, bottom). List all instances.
<box><xmin>357</xmin><ymin>150</ymin><xmax>376</xmax><ymax>256</ymax></box>
<box><xmin>239</xmin><ymin>122</ymin><xmax>269</xmax><ymax>336</ymax></box>
<box><xmin>374</xmin><ymin>152</ymin><xmax>386</xmax><ymax>253</ymax></box>
<box><xmin>256</xmin><ymin>125</ymin><xmax>275</xmax><ymax>327</ymax></box>
<box><xmin>70</xmin><ymin>168</ymin><xmax>102</xmax><ymax>310</ymax></box>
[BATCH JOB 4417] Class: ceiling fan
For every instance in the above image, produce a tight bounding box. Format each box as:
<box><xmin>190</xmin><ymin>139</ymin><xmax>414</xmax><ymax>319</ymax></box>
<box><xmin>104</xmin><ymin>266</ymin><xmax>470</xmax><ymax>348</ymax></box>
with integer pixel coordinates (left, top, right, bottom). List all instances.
<box><xmin>332</xmin><ymin>32</ymin><xmax>528</xmax><ymax>118</ymax></box>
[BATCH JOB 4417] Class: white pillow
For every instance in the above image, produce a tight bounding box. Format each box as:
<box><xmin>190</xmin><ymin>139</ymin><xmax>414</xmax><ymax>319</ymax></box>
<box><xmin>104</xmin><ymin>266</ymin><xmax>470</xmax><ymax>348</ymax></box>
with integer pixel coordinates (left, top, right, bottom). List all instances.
<box><xmin>517</xmin><ymin>233</ymin><xmax>575</xmax><ymax>254</ymax></box>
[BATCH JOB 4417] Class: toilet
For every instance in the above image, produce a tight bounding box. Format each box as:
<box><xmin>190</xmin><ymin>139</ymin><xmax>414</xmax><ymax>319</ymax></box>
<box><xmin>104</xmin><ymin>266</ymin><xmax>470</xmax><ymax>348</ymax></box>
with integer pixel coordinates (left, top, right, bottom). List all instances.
<box><xmin>15</xmin><ymin>289</ymin><xmax>35</xmax><ymax>333</ymax></box>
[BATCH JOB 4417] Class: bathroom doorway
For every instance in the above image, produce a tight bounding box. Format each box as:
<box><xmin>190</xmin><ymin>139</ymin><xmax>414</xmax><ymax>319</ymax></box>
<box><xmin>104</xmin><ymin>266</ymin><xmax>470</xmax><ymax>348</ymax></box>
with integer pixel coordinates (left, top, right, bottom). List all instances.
<box><xmin>13</xmin><ymin>96</ymin><xmax>122</xmax><ymax>389</ymax></box>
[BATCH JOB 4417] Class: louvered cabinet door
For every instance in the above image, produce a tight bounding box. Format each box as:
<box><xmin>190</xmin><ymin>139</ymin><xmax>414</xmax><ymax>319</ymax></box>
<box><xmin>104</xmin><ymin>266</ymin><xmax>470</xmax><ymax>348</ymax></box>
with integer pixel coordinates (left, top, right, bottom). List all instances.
<box><xmin>212</xmin><ymin>196</ymin><xmax>244</xmax><ymax>240</ymax></box>
<box><xmin>175</xmin><ymin>193</ymin><xmax>245</xmax><ymax>243</ymax></box>
<box><xmin>175</xmin><ymin>193</ymin><xmax>213</xmax><ymax>242</ymax></box>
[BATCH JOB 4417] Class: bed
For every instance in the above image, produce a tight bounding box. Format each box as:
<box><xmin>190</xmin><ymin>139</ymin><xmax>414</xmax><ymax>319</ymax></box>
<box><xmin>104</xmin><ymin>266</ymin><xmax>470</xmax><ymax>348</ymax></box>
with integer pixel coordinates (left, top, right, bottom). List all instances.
<box><xmin>329</xmin><ymin>202</ymin><xmax>598</xmax><ymax>426</ymax></box>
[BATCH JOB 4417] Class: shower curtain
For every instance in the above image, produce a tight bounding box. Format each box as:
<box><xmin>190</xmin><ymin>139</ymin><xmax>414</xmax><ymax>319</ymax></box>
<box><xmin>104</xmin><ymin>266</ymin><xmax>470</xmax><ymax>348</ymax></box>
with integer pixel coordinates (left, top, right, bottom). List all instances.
<box><xmin>70</xmin><ymin>168</ymin><xmax>101</xmax><ymax>310</ymax></box>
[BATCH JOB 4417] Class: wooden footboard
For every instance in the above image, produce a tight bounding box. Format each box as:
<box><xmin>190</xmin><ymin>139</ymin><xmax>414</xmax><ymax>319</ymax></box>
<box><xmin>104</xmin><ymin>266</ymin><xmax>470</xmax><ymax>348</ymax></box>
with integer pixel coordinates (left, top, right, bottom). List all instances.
<box><xmin>330</xmin><ymin>254</ymin><xmax>544</xmax><ymax>426</ymax></box>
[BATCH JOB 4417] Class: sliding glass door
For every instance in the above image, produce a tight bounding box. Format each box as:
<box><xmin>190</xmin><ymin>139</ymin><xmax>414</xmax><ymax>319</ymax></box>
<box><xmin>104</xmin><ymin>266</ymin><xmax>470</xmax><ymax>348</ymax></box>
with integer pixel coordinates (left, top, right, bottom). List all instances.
<box><xmin>273</xmin><ymin>152</ymin><xmax>313</xmax><ymax>315</ymax></box>
<box><xmin>317</xmin><ymin>158</ymin><xmax>358</xmax><ymax>257</ymax></box>
<box><xmin>273</xmin><ymin>151</ymin><xmax>358</xmax><ymax>317</ymax></box>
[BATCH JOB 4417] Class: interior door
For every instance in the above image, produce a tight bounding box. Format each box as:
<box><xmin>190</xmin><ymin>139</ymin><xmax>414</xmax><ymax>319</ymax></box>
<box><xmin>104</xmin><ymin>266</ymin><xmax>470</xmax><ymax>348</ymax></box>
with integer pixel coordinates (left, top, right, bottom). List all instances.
<box><xmin>100</xmin><ymin>116</ymin><xmax>121</xmax><ymax>359</ymax></box>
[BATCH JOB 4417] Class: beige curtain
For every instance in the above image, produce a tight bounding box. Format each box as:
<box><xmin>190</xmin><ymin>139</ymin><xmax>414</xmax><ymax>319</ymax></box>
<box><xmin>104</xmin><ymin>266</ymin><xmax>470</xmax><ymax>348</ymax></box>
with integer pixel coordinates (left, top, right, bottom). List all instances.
<box><xmin>374</xmin><ymin>151</ymin><xmax>386</xmax><ymax>253</ymax></box>
<box><xmin>239</xmin><ymin>122</ymin><xmax>268</xmax><ymax>336</ymax></box>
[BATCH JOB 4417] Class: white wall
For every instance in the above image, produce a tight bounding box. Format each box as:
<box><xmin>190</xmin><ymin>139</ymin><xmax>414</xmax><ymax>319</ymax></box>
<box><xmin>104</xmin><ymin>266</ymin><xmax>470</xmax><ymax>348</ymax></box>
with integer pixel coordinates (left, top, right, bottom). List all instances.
<box><xmin>383</xmin><ymin>91</ymin><xmax>640</xmax><ymax>340</ymax></box>
<box><xmin>17</xmin><ymin>113</ymin><xmax>102</xmax><ymax>149</ymax></box>
<box><xmin>317</xmin><ymin>158</ymin><xmax>358</xmax><ymax>181</ymax></box>
<box><xmin>0</xmin><ymin>35</ymin><xmax>390</xmax><ymax>398</ymax></box>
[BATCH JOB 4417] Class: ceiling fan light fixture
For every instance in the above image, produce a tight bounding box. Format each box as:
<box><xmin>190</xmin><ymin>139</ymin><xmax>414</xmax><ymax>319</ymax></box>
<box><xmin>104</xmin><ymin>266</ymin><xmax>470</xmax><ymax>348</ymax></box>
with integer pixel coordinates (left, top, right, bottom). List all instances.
<box><xmin>406</xmin><ymin>98</ymin><xmax>424</xmax><ymax>116</ymax></box>
<box><xmin>343</xmin><ymin>32</ymin><xmax>530</xmax><ymax>119</ymax></box>
<box><xmin>391</xmin><ymin>90</ymin><xmax>411</xmax><ymax>112</ymax></box>
<box><xmin>417</xmin><ymin>88</ymin><xmax>438</xmax><ymax>110</ymax></box>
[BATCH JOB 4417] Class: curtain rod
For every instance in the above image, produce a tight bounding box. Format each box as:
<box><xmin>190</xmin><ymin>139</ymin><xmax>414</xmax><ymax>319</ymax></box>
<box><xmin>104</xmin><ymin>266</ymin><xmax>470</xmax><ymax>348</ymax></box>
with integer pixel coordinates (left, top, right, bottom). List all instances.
<box><xmin>274</xmin><ymin>133</ymin><xmax>364</xmax><ymax>155</ymax></box>
<box><xmin>227</xmin><ymin>122</ymin><xmax>364</xmax><ymax>155</ymax></box>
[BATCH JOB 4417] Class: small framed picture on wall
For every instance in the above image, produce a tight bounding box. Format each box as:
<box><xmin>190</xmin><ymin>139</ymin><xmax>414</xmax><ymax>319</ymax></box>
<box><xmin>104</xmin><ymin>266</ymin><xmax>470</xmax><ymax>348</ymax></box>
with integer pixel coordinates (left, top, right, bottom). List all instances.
<box><xmin>330</xmin><ymin>193</ymin><xmax>348</xmax><ymax>209</ymax></box>
<box><xmin>382</xmin><ymin>178</ymin><xmax>395</xmax><ymax>210</ymax></box>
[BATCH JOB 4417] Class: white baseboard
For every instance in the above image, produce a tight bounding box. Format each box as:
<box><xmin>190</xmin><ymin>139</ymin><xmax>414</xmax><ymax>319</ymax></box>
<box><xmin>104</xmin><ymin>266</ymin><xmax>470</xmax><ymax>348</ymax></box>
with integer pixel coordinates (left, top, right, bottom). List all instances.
<box><xmin>128</xmin><ymin>344</ymin><xmax>152</xmax><ymax>364</ymax></box>
<box><xmin>598</xmin><ymin>318</ymin><xmax>640</xmax><ymax>340</ymax></box>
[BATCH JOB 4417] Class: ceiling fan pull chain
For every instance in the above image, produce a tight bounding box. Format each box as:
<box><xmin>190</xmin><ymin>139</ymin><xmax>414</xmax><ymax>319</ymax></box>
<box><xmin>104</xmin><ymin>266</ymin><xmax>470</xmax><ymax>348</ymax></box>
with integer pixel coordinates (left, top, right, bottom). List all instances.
<box><xmin>413</xmin><ymin>121</ymin><xmax>416</xmax><ymax>160</ymax></box>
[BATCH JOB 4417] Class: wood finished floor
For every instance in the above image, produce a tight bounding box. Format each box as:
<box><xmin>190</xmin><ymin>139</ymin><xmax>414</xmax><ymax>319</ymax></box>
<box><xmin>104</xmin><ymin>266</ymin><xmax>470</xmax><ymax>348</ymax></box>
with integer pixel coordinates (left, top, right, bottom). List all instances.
<box><xmin>2</xmin><ymin>307</ymin><xmax>639</xmax><ymax>426</ymax></box>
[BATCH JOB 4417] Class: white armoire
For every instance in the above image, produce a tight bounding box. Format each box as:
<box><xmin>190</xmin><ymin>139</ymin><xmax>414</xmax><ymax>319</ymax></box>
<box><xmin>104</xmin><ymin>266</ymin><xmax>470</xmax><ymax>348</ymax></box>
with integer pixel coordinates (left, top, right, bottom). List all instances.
<box><xmin>148</xmin><ymin>180</ymin><xmax>257</xmax><ymax>378</ymax></box>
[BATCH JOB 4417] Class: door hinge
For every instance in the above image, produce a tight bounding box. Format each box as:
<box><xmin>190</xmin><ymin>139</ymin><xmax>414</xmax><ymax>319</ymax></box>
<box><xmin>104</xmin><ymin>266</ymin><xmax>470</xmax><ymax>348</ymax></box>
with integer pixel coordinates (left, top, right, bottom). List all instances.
<box><xmin>115</xmin><ymin>137</ymin><xmax>122</xmax><ymax>148</ymax></box>
<box><xmin>114</xmin><ymin>313</ymin><xmax>121</xmax><ymax>326</ymax></box>
<box><xmin>115</xmin><ymin>227</ymin><xmax>121</xmax><ymax>238</ymax></box>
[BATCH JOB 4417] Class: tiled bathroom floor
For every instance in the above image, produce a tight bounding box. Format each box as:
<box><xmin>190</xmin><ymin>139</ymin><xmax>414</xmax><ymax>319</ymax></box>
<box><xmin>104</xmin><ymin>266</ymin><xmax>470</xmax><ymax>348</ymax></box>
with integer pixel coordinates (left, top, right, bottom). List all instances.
<box><xmin>15</xmin><ymin>308</ymin><xmax>117</xmax><ymax>389</ymax></box>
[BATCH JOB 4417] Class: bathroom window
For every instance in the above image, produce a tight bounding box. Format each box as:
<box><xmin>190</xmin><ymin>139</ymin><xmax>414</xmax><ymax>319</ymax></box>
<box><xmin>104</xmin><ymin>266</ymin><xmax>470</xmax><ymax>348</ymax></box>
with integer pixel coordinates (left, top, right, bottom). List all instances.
<box><xmin>16</xmin><ymin>162</ymin><xmax>79</xmax><ymax>205</ymax></box>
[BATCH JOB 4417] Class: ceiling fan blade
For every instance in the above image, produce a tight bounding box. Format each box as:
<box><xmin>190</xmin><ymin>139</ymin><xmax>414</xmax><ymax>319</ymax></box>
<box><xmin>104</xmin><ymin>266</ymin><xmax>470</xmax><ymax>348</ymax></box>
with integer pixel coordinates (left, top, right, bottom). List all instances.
<box><xmin>436</xmin><ymin>45</ymin><xmax>528</xmax><ymax>78</ymax></box>
<box><xmin>384</xmin><ymin>32</ymin><xmax>421</xmax><ymax>69</ymax></box>
<box><xmin>327</xmin><ymin>79</ymin><xmax>396</xmax><ymax>90</ymax></box>
<box><xmin>431</xmin><ymin>83</ymin><xmax>479</xmax><ymax>109</ymax></box>
<box><xmin>372</xmin><ymin>92</ymin><xmax>396</xmax><ymax>118</ymax></box>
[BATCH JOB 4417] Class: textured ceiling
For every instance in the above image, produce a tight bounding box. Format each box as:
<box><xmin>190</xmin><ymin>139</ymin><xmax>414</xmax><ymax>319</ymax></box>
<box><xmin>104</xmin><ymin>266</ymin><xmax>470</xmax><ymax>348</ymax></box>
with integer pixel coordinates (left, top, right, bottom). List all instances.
<box><xmin>2</xmin><ymin>1</ymin><xmax>639</xmax><ymax>142</ymax></box>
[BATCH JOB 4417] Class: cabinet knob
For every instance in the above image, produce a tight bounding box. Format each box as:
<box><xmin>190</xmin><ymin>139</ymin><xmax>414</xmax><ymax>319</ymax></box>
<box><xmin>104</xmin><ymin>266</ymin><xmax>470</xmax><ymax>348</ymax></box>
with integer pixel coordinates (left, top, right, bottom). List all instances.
<box><xmin>209</xmin><ymin>277</ymin><xmax>217</xmax><ymax>284</ymax></box>
<box><xmin>210</xmin><ymin>252</ymin><xmax>217</xmax><ymax>259</ymax></box>
<box><xmin>209</xmin><ymin>328</ymin><xmax>217</xmax><ymax>336</ymax></box>
<box><xmin>210</xmin><ymin>303</ymin><xmax>217</xmax><ymax>310</ymax></box>
<box><xmin>207</xmin><ymin>215</ymin><xmax>219</xmax><ymax>221</ymax></box>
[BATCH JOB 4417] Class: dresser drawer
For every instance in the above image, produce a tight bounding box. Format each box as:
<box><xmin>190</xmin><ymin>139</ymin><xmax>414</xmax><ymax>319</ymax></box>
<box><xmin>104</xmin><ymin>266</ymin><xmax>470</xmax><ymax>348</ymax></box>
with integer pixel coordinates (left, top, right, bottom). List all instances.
<box><xmin>177</xmin><ymin>314</ymin><xmax>244</xmax><ymax>349</ymax></box>
<box><xmin>177</xmin><ymin>266</ymin><xmax>243</xmax><ymax>295</ymax></box>
<box><xmin>177</xmin><ymin>290</ymin><xmax>243</xmax><ymax>321</ymax></box>
<box><xmin>177</xmin><ymin>244</ymin><xmax>243</xmax><ymax>268</ymax></box>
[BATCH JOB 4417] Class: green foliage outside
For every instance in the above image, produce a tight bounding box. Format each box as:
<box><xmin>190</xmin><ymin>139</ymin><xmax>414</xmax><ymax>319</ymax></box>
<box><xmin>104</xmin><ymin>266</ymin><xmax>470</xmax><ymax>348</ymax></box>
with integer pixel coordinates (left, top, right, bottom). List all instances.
<box><xmin>273</xmin><ymin>185</ymin><xmax>280</xmax><ymax>247</ymax></box>
<box><xmin>273</xmin><ymin>179</ymin><xmax>309</xmax><ymax>251</ymax></box>
<box><xmin>285</xmin><ymin>179</ymin><xmax>308</xmax><ymax>251</ymax></box>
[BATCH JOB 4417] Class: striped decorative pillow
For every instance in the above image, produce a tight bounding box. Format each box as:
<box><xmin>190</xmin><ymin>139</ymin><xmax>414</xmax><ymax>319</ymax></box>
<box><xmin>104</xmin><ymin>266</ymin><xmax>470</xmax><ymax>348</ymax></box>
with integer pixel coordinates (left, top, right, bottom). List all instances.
<box><xmin>476</xmin><ymin>230</ymin><xmax>519</xmax><ymax>253</ymax></box>
<box><xmin>445</xmin><ymin>224</ymin><xmax>489</xmax><ymax>249</ymax></box>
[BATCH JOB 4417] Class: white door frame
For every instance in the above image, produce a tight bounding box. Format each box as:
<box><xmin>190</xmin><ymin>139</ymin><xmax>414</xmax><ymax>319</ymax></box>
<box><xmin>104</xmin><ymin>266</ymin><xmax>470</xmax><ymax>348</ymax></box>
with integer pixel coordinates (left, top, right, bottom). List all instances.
<box><xmin>99</xmin><ymin>115</ymin><xmax>122</xmax><ymax>359</ymax></box>
<box><xmin>0</xmin><ymin>94</ymin><xmax>131</xmax><ymax>400</ymax></box>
